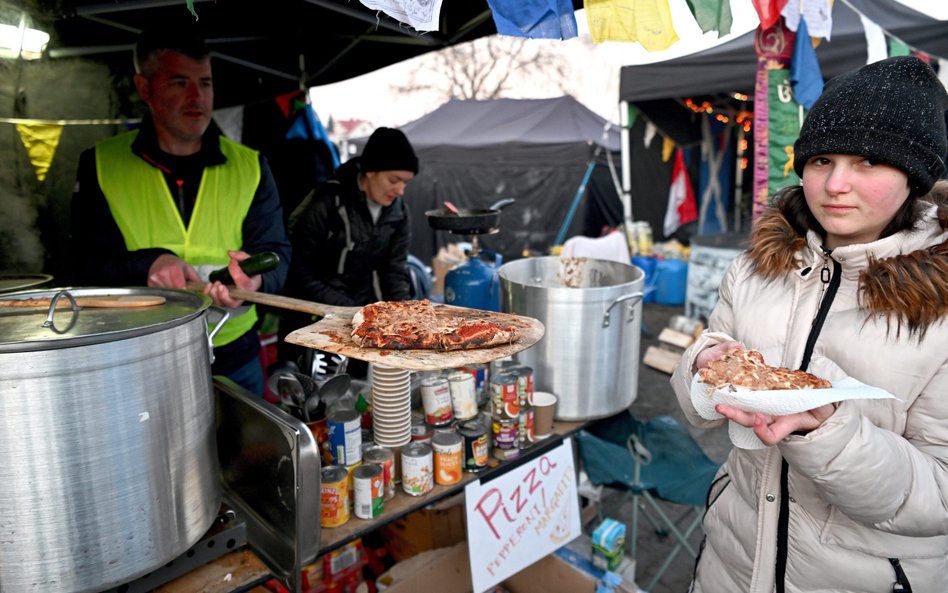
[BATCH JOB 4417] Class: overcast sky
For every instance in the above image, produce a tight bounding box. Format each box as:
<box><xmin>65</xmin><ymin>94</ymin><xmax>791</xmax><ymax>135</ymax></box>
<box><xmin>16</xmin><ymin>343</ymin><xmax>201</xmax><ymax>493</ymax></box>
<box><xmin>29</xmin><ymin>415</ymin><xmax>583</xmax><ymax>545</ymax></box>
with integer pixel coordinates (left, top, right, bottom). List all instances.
<box><xmin>309</xmin><ymin>0</ymin><xmax>948</xmax><ymax>130</ymax></box>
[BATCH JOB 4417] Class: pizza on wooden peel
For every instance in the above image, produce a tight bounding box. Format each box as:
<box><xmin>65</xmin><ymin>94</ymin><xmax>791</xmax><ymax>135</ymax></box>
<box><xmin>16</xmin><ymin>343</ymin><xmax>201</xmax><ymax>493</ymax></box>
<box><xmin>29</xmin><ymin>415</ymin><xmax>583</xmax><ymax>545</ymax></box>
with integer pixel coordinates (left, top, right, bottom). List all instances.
<box><xmin>698</xmin><ymin>348</ymin><xmax>831</xmax><ymax>391</ymax></box>
<box><xmin>350</xmin><ymin>300</ymin><xmax>519</xmax><ymax>351</ymax></box>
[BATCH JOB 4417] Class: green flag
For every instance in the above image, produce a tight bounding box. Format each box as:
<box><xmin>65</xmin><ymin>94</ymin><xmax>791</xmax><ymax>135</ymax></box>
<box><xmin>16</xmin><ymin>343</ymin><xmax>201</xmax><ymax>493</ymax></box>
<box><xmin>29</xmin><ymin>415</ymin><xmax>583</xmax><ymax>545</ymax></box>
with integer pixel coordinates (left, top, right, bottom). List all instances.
<box><xmin>684</xmin><ymin>0</ymin><xmax>733</xmax><ymax>36</ymax></box>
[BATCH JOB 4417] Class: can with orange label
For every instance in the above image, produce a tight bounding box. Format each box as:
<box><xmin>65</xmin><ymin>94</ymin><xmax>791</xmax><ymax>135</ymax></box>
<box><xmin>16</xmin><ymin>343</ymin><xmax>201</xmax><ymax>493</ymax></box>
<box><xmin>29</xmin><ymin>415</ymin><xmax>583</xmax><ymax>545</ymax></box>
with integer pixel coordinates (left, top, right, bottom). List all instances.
<box><xmin>432</xmin><ymin>431</ymin><xmax>463</xmax><ymax>485</ymax></box>
<box><xmin>490</xmin><ymin>373</ymin><xmax>519</xmax><ymax>421</ymax></box>
<box><xmin>320</xmin><ymin>465</ymin><xmax>350</xmax><ymax>528</ymax></box>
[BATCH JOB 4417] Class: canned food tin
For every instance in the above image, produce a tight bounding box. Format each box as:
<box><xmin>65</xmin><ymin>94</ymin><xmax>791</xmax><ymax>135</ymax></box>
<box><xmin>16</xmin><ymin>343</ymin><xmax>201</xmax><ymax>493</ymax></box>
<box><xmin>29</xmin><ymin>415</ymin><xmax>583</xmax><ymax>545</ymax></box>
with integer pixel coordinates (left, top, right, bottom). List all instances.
<box><xmin>420</xmin><ymin>375</ymin><xmax>454</xmax><ymax>426</ymax></box>
<box><xmin>363</xmin><ymin>445</ymin><xmax>396</xmax><ymax>501</ymax></box>
<box><xmin>490</xmin><ymin>373</ymin><xmax>519</xmax><ymax>421</ymax></box>
<box><xmin>448</xmin><ymin>370</ymin><xmax>479</xmax><ymax>421</ymax></box>
<box><xmin>401</xmin><ymin>442</ymin><xmax>434</xmax><ymax>496</ymax></box>
<box><xmin>459</xmin><ymin>363</ymin><xmax>489</xmax><ymax>394</ymax></box>
<box><xmin>492</xmin><ymin>418</ymin><xmax>519</xmax><ymax>450</ymax></box>
<box><xmin>327</xmin><ymin>409</ymin><xmax>363</xmax><ymax>466</ymax></box>
<box><xmin>352</xmin><ymin>464</ymin><xmax>383</xmax><ymax>520</ymax></box>
<box><xmin>494</xmin><ymin>446</ymin><xmax>522</xmax><ymax>461</ymax></box>
<box><xmin>458</xmin><ymin>419</ymin><xmax>489</xmax><ymax>472</ymax></box>
<box><xmin>431</xmin><ymin>431</ymin><xmax>463</xmax><ymax>485</ymax></box>
<box><xmin>518</xmin><ymin>407</ymin><xmax>535</xmax><ymax>447</ymax></box>
<box><xmin>432</xmin><ymin>420</ymin><xmax>457</xmax><ymax>434</ymax></box>
<box><xmin>507</xmin><ymin>365</ymin><xmax>534</xmax><ymax>407</ymax></box>
<box><xmin>320</xmin><ymin>465</ymin><xmax>350</xmax><ymax>528</ymax></box>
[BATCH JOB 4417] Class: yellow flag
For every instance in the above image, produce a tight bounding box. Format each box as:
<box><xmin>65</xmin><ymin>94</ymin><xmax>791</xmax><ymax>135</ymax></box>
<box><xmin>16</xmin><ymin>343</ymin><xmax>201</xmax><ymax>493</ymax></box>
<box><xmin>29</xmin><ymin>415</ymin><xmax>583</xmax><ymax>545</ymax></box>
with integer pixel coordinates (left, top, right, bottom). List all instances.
<box><xmin>584</xmin><ymin>0</ymin><xmax>679</xmax><ymax>50</ymax></box>
<box><xmin>16</xmin><ymin>122</ymin><xmax>64</xmax><ymax>182</ymax></box>
<box><xmin>662</xmin><ymin>136</ymin><xmax>676</xmax><ymax>162</ymax></box>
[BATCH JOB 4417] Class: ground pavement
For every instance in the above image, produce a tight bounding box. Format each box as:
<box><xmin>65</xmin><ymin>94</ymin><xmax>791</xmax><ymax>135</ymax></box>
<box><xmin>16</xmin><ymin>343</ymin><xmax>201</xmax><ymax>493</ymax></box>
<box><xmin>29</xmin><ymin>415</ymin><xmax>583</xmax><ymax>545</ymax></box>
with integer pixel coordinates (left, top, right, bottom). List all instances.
<box><xmin>592</xmin><ymin>302</ymin><xmax>732</xmax><ymax>593</ymax></box>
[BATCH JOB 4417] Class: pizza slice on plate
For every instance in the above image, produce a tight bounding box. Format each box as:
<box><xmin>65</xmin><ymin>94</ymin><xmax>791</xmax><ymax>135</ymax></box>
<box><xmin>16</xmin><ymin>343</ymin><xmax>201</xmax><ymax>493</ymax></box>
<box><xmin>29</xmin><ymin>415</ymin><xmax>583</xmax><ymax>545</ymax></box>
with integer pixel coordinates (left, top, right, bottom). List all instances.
<box><xmin>698</xmin><ymin>348</ymin><xmax>831</xmax><ymax>391</ymax></box>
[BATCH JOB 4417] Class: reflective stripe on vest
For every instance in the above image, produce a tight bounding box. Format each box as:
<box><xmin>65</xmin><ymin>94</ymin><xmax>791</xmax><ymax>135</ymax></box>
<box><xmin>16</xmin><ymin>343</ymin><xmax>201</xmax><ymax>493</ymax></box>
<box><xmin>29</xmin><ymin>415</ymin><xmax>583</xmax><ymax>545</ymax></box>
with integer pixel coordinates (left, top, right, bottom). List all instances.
<box><xmin>95</xmin><ymin>131</ymin><xmax>261</xmax><ymax>346</ymax></box>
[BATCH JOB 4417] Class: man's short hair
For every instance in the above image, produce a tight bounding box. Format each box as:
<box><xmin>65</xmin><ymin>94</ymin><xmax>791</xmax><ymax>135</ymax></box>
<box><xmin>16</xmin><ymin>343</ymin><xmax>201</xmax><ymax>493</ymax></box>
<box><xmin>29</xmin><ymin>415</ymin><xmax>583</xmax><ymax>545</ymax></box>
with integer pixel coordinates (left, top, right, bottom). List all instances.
<box><xmin>133</xmin><ymin>25</ymin><xmax>210</xmax><ymax>75</ymax></box>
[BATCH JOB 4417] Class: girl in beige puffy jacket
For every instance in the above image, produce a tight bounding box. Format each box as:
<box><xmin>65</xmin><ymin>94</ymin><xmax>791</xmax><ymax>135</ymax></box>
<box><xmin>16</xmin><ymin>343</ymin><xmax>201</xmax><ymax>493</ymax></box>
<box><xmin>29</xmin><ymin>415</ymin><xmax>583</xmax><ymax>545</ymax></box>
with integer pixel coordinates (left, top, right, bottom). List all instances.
<box><xmin>671</xmin><ymin>56</ymin><xmax>948</xmax><ymax>593</ymax></box>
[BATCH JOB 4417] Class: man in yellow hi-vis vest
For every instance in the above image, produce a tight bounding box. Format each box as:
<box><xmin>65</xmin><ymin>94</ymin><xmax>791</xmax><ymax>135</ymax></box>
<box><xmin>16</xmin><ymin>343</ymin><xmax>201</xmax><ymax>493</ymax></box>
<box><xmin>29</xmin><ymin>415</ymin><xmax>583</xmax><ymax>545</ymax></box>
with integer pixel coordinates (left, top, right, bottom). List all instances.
<box><xmin>70</xmin><ymin>25</ymin><xmax>290</xmax><ymax>396</ymax></box>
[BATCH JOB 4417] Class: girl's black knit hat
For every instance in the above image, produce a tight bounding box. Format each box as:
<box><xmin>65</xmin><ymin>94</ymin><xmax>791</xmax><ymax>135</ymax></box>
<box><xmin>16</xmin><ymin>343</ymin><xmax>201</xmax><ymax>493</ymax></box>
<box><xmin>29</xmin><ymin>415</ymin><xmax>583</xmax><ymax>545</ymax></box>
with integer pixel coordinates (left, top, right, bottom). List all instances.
<box><xmin>793</xmin><ymin>56</ymin><xmax>948</xmax><ymax>197</ymax></box>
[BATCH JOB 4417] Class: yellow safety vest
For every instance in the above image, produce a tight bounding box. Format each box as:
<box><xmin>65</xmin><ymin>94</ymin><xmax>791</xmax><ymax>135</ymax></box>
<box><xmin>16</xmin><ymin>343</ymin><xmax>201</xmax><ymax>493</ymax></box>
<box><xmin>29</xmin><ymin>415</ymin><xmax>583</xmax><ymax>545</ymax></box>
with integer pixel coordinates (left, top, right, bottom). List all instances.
<box><xmin>95</xmin><ymin>130</ymin><xmax>260</xmax><ymax>346</ymax></box>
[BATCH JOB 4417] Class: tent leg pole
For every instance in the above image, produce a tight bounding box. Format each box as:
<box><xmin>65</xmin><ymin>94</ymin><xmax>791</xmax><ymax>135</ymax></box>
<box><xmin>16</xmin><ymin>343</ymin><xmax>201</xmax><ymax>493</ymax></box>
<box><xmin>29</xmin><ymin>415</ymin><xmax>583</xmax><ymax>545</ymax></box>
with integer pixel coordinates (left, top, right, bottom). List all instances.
<box><xmin>619</xmin><ymin>100</ymin><xmax>634</xmax><ymax>249</ymax></box>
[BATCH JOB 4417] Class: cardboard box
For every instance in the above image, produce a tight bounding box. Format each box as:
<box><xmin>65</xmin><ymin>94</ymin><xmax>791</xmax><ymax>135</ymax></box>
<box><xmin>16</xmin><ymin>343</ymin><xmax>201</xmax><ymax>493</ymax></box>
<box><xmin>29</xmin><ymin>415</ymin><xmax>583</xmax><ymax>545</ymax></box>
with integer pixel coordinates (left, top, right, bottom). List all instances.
<box><xmin>378</xmin><ymin>540</ymin><xmax>599</xmax><ymax>593</ymax></box>
<box><xmin>379</xmin><ymin>494</ymin><xmax>467</xmax><ymax>561</ymax></box>
<box><xmin>431</xmin><ymin>244</ymin><xmax>467</xmax><ymax>297</ymax></box>
<box><xmin>591</xmin><ymin>518</ymin><xmax>626</xmax><ymax>571</ymax></box>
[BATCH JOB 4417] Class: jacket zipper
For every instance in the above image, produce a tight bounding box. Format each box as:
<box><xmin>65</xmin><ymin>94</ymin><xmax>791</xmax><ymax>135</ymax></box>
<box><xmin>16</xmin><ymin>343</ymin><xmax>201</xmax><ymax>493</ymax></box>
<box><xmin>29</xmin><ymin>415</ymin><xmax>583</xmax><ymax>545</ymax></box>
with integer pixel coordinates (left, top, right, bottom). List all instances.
<box><xmin>775</xmin><ymin>250</ymin><xmax>841</xmax><ymax>593</ymax></box>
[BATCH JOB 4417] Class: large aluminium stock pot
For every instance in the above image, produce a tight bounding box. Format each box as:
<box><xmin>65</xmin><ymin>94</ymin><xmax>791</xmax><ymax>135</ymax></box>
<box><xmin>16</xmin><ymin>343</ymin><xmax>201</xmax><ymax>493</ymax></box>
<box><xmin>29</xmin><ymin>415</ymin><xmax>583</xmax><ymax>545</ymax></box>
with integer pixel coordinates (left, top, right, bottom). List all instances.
<box><xmin>498</xmin><ymin>257</ymin><xmax>645</xmax><ymax>420</ymax></box>
<box><xmin>0</xmin><ymin>287</ymin><xmax>225</xmax><ymax>593</ymax></box>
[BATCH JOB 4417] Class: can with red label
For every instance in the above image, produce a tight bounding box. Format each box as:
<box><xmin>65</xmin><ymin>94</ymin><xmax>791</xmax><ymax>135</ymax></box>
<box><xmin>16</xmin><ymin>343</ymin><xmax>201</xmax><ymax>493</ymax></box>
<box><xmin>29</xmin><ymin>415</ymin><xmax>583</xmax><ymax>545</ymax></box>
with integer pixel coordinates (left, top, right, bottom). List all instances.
<box><xmin>363</xmin><ymin>445</ymin><xmax>395</xmax><ymax>501</ymax></box>
<box><xmin>420</xmin><ymin>375</ymin><xmax>454</xmax><ymax>426</ymax></box>
<box><xmin>459</xmin><ymin>363</ymin><xmax>489</xmax><ymax>394</ymax></box>
<box><xmin>352</xmin><ymin>464</ymin><xmax>383</xmax><ymax>519</ymax></box>
<box><xmin>518</xmin><ymin>407</ymin><xmax>535</xmax><ymax>447</ymax></box>
<box><xmin>490</xmin><ymin>373</ymin><xmax>519</xmax><ymax>421</ymax></box>
<box><xmin>448</xmin><ymin>370</ymin><xmax>479</xmax><ymax>421</ymax></box>
<box><xmin>458</xmin><ymin>418</ymin><xmax>489</xmax><ymax>472</ymax></box>
<box><xmin>508</xmin><ymin>365</ymin><xmax>535</xmax><ymax>407</ymax></box>
<box><xmin>320</xmin><ymin>465</ymin><xmax>350</xmax><ymax>528</ymax></box>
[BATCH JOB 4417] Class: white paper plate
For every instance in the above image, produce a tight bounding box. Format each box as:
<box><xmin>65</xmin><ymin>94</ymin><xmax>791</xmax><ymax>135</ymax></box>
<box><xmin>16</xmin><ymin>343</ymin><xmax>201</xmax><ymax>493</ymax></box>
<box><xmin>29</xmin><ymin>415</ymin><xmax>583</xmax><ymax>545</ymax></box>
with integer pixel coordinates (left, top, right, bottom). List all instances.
<box><xmin>690</xmin><ymin>374</ymin><xmax>896</xmax><ymax>449</ymax></box>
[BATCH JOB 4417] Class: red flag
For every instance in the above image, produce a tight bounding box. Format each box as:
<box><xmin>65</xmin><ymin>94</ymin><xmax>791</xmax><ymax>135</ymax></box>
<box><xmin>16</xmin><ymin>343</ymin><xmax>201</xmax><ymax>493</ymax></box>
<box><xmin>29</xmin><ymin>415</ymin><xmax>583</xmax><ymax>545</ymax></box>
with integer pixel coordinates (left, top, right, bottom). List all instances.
<box><xmin>664</xmin><ymin>148</ymin><xmax>698</xmax><ymax>236</ymax></box>
<box><xmin>751</xmin><ymin>0</ymin><xmax>789</xmax><ymax>31</ymax></box>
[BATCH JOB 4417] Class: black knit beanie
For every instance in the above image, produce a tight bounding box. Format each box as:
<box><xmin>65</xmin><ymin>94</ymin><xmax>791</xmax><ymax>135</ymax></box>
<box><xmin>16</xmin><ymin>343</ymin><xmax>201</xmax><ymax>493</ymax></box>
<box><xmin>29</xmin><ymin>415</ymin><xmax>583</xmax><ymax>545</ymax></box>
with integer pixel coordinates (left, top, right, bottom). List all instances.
<box><xmin>360</xmin><ymin>127</ymin><xmax>419</xmax><ymax>174</ymax></box>
<box><xmin>793</xmin><ymin>56</ymin><xmax>948</xmax><ymax>197</ymax></box>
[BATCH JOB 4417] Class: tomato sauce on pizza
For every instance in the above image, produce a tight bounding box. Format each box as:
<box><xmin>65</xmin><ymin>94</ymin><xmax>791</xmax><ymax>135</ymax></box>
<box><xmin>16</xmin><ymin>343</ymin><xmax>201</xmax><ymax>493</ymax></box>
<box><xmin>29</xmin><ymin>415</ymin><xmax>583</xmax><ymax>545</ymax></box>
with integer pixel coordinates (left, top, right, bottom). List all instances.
<box><xmin>350</xmin><ymin>300</ymin><xmax>518</xmax><ymax>351</ymax></box>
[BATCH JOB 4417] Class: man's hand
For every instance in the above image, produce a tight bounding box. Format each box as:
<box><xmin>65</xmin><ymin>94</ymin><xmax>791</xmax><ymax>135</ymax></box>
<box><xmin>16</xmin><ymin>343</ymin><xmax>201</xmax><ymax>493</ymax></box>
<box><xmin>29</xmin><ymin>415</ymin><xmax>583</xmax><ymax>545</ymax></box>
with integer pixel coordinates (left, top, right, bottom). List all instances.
<box><xmin>204</xmin><ymin>250</ymin><xmax>263</xmax><ymax>308</ymax></box>
<box><xmin>714</xmin><ymin>403</ymin><xmax>837</xmax><ymax>446</ymax></box>
<box><xmin>148</xmin><ymin>254</ymin><xmax>201</xmax><ymax>288</ymax></box>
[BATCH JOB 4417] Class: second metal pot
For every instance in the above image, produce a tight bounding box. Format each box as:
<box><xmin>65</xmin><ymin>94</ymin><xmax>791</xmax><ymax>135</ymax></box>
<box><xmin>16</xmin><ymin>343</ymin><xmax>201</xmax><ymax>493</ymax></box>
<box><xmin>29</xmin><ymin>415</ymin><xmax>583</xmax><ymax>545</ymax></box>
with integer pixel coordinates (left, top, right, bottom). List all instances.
<box><xmin>498</xmin><ymin>257</ymin><xmax>644</xmax><ymax>420</ymax></box>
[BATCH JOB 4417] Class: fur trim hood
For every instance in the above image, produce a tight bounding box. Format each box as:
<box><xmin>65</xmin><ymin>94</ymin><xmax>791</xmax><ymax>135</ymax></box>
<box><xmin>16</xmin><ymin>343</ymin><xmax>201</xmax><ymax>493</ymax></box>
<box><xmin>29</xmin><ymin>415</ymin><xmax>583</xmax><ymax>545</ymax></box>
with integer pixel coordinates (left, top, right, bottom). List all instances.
<box><xmin>747</xmin><ymin>181</ymin><xmax>948</xmax><ymax>336</ymax></box>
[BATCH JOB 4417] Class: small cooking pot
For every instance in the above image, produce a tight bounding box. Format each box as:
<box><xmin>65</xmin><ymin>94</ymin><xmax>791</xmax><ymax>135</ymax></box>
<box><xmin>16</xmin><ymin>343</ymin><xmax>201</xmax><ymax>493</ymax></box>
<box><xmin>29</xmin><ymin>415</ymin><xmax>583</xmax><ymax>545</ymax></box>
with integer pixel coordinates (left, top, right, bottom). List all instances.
<box><xmin>425</xmin><ymin>198</ymin><xmax>515</xmax><ymax>234</ymax></box>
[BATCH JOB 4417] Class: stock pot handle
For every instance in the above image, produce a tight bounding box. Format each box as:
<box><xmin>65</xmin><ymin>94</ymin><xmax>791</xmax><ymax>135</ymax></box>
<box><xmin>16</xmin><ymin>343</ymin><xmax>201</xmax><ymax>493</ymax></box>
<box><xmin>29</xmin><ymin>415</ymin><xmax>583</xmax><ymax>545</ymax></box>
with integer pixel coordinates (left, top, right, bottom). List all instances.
<box><xmin>602</xmin><ymin>292</ymin><xmax>644</xmax><ymax>328</ymax></box>
<box><xmin>205</xmin><ymin>306</ymin><xmax>231</xmax><ymax>364</ymax></box>
<box><xmin>43</xmin><ymin>290</ymin><xmax>79</xmax><ymax>334</ymax></box>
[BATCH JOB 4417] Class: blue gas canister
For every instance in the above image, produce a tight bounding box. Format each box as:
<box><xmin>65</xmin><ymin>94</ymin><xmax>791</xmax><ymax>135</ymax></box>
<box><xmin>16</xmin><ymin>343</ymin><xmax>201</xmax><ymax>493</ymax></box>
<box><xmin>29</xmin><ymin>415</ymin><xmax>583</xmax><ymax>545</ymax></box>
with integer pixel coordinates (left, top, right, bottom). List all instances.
<box><xmin>654</xmin><ymin>259</ymin><xmax>688</xmax><ymax>306</ymax></box>
<box><xmin>444</xmin><ymin>251</ymin><xmax>503</xmax><ymax>312</ymax></box>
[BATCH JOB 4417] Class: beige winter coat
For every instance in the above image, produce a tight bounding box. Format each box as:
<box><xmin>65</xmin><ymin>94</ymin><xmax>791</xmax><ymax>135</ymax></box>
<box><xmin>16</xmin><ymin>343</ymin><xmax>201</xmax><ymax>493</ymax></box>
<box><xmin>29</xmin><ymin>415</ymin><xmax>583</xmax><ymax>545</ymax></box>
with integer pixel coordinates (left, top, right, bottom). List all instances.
<box><xmin>671</xmin><ymin>183</ymin><xmax>948</xmax><ymax>593</ymax></box>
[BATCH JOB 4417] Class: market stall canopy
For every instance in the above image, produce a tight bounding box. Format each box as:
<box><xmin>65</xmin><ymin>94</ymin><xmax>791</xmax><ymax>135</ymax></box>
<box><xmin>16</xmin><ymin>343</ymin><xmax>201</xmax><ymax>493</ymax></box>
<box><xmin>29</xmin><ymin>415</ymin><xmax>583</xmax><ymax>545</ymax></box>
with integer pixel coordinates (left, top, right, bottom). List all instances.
<box><xmin>36</xmin><ymin>0</ymin><xmax>580</xmax><ymax>108</ymax></box>
<box><xmin>619</xmin><ymin>0</ymin><xmax>948</xmax><ymax>116</ymax></box>
<box><xmin>350</xmin><ymin>96</ymin><xmax>623</xmax><ymax>262</ymax></box>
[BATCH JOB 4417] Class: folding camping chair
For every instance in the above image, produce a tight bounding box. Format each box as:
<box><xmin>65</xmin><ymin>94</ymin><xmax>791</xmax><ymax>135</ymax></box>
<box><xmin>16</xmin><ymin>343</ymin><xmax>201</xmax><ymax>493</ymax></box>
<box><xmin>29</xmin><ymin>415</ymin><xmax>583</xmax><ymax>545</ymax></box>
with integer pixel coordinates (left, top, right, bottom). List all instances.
<box><xmin>576</xmin><ymin>412</ymin><xmax>720</xmax><ymax>592</ymax></box>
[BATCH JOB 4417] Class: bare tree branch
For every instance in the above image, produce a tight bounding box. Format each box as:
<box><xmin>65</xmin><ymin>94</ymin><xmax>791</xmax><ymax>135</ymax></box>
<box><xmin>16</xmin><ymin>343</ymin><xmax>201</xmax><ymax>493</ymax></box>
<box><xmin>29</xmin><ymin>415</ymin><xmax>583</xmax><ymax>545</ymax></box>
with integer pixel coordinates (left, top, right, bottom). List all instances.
<box><xmin>390</xmin><ymin>35</ymin><xmax>573</xmax><ymax>102</ymax></box>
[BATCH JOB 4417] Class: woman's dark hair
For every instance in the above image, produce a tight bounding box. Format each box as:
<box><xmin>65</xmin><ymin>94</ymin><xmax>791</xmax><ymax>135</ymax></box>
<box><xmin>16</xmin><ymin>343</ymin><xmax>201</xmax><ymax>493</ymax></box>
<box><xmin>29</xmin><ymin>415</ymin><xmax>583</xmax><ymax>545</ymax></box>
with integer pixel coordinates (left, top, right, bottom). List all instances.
<box><xmin>774</xmin><ymin>185</ymin><xmax>922</xmax><ymax>243</ymax></box>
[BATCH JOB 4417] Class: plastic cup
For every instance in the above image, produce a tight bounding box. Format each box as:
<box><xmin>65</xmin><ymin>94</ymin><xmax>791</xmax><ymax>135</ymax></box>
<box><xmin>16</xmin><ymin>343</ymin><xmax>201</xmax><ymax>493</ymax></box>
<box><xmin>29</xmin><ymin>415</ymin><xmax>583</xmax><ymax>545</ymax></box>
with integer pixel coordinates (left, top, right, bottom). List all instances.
<box><xmin>532</xmin><ymin>391</ymin><xmax>557</xmax><ymax>439</ymax></box>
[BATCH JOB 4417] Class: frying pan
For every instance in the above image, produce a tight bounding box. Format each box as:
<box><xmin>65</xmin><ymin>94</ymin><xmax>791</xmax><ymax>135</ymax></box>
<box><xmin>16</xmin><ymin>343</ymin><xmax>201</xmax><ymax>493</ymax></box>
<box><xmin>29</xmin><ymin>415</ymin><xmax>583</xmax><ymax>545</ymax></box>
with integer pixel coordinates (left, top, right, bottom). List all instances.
<box><xmin>425</xmin><ymin>198</ymin><xmax>515</xmax><ymax>234</ymax></box>
<box><xmin>187</xmin><ymin>283</ymin><xmax>544</xmax><ymax>371</ymax></box>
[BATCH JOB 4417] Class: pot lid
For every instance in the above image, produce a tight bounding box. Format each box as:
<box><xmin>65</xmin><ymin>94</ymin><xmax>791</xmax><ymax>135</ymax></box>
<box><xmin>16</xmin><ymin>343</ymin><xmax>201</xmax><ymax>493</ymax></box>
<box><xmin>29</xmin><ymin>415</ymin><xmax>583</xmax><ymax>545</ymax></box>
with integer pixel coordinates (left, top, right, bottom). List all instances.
<box><xmin>0</xmin><ymin>273</ymin><xmax>54</xmax><ymax>293</ymax></box>
<box><xmin>0</xmin><ymin>287</ymin><xmax>212</xmax><ymax>352</ymax></box>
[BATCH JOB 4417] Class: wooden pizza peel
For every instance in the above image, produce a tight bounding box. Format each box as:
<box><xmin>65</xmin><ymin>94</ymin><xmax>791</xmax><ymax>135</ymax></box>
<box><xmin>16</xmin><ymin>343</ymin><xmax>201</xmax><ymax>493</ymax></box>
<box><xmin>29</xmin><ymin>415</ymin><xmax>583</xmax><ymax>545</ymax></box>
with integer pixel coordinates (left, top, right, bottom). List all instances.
<box><xmin>196</xmin><ymin>286</ymin><xmax>545</xmax><ymax>371</ymax></box>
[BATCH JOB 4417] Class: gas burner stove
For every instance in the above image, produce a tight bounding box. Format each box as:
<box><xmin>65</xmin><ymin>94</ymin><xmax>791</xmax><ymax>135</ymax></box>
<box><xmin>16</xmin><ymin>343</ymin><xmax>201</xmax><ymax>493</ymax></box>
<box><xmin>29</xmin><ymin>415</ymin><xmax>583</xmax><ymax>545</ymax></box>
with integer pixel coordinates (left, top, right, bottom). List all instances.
<box><xmin>102</xmin><ymin>507</ymin><xmax>250</xmax><ymax>593</ymax></box>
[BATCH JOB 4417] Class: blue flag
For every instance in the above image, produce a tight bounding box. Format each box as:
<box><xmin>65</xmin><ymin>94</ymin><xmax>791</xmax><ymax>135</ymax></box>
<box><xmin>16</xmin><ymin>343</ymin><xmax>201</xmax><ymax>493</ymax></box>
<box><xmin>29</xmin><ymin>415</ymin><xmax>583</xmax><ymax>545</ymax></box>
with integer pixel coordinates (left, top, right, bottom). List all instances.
<box><xmin>288</xmin><ymin>104</ymin><xmax>340</xmax><ymax>168</ymax></box>
<box><xmin>791</xmin><ymin>18</ymin><xmax>824</xmax><ymax>110</ymax></box>
<box><xmin>486</xmin><ymin>0</ymin><xmax>578</xmax><ymax>39</ymax></box>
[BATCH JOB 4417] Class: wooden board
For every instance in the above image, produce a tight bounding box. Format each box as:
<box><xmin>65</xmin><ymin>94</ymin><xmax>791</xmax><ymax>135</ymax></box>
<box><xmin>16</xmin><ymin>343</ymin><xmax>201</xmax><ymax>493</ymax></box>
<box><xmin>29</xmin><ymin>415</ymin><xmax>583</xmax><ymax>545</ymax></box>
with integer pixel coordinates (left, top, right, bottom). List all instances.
<box><xmin>153</xmin><ymin>549</ymin><xmax>270</xmax><ymax>593</ymax></box>
<box><xmin>285</xmin><ymin>303</ymin><xmax>545</xmax><ymax>371</ymax></box>
<box><xmin>643</xmin><ymin>345</ymin><xmax>682</xmax><ymax>374</ymax></box>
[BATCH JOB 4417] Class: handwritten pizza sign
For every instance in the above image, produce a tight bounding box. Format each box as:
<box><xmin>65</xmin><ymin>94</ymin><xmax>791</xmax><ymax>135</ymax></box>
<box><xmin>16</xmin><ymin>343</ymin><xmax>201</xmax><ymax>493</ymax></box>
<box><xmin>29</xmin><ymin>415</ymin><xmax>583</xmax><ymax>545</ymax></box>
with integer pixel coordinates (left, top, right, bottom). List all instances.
<box><xmin>464</xmin><ymin>438</ymin><xmax>581</xmax><ymax>592</ymax></box>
